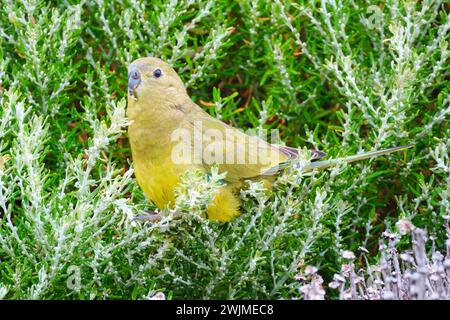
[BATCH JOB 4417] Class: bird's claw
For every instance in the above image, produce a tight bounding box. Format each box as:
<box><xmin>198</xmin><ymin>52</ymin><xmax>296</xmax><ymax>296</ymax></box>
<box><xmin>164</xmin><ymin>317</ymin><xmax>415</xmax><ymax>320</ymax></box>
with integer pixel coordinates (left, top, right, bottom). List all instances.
<box><xmin>132</xmin><ymin>210</ymin><xmax>182</xmax><ymax>222</ymax></box>
<box><xmin>132</xmin><ymin>210</ymin><xmax>162</xmax><ymax>222</ymax></box>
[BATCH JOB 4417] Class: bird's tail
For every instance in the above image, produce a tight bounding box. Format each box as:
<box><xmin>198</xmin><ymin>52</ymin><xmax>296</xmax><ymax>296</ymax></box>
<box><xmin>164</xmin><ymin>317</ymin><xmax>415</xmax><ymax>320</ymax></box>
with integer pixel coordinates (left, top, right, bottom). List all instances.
<box><xmin>262</xmin><ymin>145</ymin><xmax>413</xmax><ymax>175</ymax></box>
<box><xmin>301</xmin><ymin>145</ymin><xmax>413</xmax><ymax>173</ymax></box>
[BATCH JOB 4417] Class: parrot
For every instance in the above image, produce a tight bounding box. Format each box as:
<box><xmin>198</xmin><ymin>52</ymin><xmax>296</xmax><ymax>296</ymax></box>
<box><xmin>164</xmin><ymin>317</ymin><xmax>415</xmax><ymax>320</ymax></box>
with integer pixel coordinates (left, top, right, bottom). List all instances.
<box><xmin>127</xmin><ymin>57</ymin><xmax>411</xmax><ymax>222</ymax></box>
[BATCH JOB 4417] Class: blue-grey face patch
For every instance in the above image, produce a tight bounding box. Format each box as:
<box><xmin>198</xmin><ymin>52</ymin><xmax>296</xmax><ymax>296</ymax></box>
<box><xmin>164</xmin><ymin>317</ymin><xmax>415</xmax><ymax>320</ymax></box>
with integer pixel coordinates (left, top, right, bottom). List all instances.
<box><xmin>128</xmin><ymin>69</ymin><xmax>141</xmax><ymax>96</ymax></box>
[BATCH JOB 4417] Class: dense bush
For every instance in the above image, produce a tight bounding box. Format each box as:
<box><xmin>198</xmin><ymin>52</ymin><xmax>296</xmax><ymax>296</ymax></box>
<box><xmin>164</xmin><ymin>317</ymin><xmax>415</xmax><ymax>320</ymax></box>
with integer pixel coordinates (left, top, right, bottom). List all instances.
<box><xmin>0</xmin><ymin>0</ymin><xmax>448</xmax><ymax>299</ymax></box>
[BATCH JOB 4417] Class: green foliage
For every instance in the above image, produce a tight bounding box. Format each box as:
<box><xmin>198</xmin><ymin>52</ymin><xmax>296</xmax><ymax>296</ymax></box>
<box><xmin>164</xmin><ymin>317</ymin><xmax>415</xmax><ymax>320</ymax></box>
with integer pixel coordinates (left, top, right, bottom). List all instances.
<box><xmin>0</xmin><ymin>0</ymin><xmax>448</xmax><ymax>299</ymax></box>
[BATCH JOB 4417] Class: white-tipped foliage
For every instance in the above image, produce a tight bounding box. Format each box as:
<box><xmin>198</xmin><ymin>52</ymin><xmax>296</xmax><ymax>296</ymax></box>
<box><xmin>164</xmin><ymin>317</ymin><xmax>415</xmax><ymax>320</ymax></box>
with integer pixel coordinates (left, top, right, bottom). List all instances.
<box><xmin>0</xmin><ymin>0</ymin><xmax>448</xmax><ymax>299</ymax></box>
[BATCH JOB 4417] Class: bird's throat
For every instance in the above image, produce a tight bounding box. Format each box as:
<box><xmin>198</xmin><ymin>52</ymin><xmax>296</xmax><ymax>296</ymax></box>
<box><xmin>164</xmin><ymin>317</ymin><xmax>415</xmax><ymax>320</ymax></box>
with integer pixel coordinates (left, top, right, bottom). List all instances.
<box><xmin>127</xmin><ymin>98</ymin><xmax>185</xmax><ymax>157</ymax></box>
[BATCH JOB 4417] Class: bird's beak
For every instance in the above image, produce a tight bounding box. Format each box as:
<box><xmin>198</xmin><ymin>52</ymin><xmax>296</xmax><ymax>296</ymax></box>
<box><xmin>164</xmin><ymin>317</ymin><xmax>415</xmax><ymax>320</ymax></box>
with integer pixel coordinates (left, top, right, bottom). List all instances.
<box><xmin>128</xmin><ymin>69</ymin><xmax>141</xmax><ymax>100</ymax></box>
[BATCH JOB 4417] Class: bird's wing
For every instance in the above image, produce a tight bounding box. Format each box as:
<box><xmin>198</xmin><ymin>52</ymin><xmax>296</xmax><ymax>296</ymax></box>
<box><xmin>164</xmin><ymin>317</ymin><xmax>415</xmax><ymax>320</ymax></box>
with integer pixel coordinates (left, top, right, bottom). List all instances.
<box><xmin>277</xmin><ymin>145</ymin><xmax>326</xmax><ymax>161</ymax></box>
<box><xmin>182</xmin><ymin>100</ymin><xmax>327</xmax><ymax>181</ymax></box>
<box><xmin>188</xmin><ymin>114</ymin><xmax>290</xmax><ymax>182</ymax></box>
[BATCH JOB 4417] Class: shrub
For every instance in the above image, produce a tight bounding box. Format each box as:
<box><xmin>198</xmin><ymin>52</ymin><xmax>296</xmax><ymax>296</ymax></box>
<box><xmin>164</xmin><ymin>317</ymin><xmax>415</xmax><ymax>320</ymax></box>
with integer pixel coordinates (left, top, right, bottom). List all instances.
<box><xmin>0</xmin><ymin>0</ymin><xmax>448</xmax><ymax>299</ymax></box>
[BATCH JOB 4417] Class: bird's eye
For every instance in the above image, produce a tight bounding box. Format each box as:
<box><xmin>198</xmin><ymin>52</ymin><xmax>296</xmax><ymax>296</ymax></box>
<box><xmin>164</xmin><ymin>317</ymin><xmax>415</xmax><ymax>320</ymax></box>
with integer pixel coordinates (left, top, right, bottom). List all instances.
<box><xmin>153</xmin><ymin>68</ymin><xmax>162</xmax><ymax>78</ymax></box>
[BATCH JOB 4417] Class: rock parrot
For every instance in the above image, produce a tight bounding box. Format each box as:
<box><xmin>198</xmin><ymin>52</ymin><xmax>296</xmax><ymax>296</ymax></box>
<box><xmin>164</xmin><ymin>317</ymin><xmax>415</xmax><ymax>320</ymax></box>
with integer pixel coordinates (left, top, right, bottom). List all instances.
<box><xmin>127</xmin><ymin>57</ymin><xmax>410</xmax><ymax>222</ymax></box>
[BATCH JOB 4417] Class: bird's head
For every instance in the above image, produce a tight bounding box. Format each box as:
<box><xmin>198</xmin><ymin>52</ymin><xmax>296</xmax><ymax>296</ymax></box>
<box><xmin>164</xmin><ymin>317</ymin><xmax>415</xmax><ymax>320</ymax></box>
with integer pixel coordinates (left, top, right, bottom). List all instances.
<box><xmin>127</xmin><ymin>57</ymin><xmax>187</xmax><ymax>104</ymax></box>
